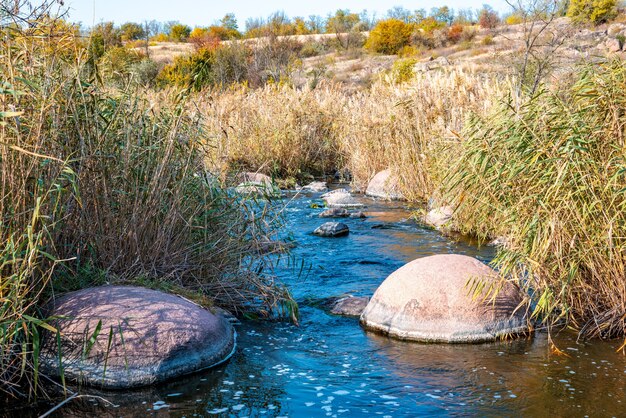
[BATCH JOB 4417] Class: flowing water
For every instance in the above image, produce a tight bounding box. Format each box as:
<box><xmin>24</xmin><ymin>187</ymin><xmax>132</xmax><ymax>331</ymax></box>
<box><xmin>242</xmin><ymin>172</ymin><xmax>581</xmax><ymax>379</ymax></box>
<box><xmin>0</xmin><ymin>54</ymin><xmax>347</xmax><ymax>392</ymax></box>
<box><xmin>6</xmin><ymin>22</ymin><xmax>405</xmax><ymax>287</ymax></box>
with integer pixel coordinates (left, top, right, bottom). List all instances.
<box><xmin>27</xmin><ymin>189</ymin><xmax>626</xmax><ymax>417</ymax></box>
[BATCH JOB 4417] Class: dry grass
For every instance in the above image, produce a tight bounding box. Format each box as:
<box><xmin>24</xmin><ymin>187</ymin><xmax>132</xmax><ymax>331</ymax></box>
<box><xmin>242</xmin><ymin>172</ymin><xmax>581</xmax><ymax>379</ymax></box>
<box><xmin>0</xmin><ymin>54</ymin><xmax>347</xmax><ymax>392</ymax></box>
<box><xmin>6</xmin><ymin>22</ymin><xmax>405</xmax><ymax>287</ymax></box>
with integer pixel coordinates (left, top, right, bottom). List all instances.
<box><xmin>196</xmin><ymin>68</ymin><xmax>509</xmax><ymax>202</ymax></box>
<box><xmin>445</xmin><ymin>60</ymin><xmax>626</xmax><ymax>338</ymax></box>
<box><xmin>1</xmin><ymin>9</ymin><xmax>293</xmax><ymax>400</ymax></box>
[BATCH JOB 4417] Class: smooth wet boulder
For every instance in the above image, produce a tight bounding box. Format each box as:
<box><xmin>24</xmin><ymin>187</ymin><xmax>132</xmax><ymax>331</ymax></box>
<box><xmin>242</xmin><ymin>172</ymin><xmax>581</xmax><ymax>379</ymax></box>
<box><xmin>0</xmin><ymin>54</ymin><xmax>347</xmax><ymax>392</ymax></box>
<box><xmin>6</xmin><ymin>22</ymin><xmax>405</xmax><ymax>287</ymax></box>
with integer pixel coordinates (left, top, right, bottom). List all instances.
<box><xmin>366</xmin><ymin>169</ymin><xmax>405</xmax><ymax>201</ymax></box>
<box><xmin>321</xmin><ymin>189</ymin><xmax>364</xmax><ymax>208</ymax></box>
<box><xmin>331</xmin><ymin>296</ymin><xmax>370</xmax><ymax>316</ymax></box>
<box><xmin>360</xmin><ymin>254</ymin><xmax>528</xmax><ymax>343</ymax></box>
<box><xmin>424</xmin><ymin>206</ymin><xmax>453</xmax><ymax>229</ymax></box>
<box><xmin>319</xmin><ymin>208</ymin><xmax>367</xmax><ymax>218</ymax></box>
<box><xmin>40</xmin><ymin>286</ymin><xmax>236</xmax><ymax>389</ymax></box>
<box><xmin>300</xmin><ymin>181</ymin><xmax>328</xmax><ymax>193</ymax></box>
<box><xmin>314</xmin><ymin>222</ymin><xmax>350</xmax><ymax>237</ymax></box>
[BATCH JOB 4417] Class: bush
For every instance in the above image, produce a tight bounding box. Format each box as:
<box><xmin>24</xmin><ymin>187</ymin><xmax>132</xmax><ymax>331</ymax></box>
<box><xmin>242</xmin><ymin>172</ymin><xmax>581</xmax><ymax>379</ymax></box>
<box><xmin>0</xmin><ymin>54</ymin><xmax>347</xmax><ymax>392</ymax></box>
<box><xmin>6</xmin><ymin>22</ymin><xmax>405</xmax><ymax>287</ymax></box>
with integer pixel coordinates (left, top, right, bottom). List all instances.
<box><xmin>169</xmin><ymin>23</ymin><xmax>191</xmax><ymax>42</ymax></box>
<box><xmin>158</xmin><ymin>47</ymin><xmax>216</xmax><ymax>90</ymax></box>
<box><xmin>390</xmin><ymin>58</ymin><xmax>417</xmax><ymax>83</ymax></box>
<box><xmin>151</xmin><ymin>32</ymin><xmax>170</xmax><ymax>42</ymax></box>
<box><xmin>567</xmin><ymin>0</ymin><xmax>618</xmax><ymax>24</ymax></box>
<box><xmin>481</xmin><ymin>35</ymin><xmax>495</xmax><ymax>46</ymax></box>
<box><xmin>478</xmin><ymin>6</ymin><xmax>500</xmax><ymax>29</ymax></box>
<box><xmin>447</xmin><ymin>23</ymin><xmax>465</xmax><ymax>44</ymax></box>
<box><xmin>365</xmin><ymin>18</ymin><xmax>414</xmax><ymax>54</ymax></box>
<box><xmin>505</xmin><ymin>14</ymin><xmax>524</xmax><ymax>25</ymax></box>
<box><xmin>300</xmin><ymin>41</ymin><xmax>328</xmax><ymax>58</ymax></box>
<box><xmin>100</xmin><ymin>46</ymin><xmax>145</xmax><ymax>82</ymax></box>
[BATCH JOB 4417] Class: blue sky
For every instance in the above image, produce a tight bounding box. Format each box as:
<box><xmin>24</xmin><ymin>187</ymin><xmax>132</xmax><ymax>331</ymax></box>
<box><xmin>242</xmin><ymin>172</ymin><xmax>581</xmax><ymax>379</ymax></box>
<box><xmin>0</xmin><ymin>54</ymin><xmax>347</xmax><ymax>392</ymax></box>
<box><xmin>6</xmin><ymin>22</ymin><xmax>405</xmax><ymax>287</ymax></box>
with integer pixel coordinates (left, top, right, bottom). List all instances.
<box><xmin>66</xmin><ymin>0</ymin><xmax>512</xmax><ymax>28</ymax></box>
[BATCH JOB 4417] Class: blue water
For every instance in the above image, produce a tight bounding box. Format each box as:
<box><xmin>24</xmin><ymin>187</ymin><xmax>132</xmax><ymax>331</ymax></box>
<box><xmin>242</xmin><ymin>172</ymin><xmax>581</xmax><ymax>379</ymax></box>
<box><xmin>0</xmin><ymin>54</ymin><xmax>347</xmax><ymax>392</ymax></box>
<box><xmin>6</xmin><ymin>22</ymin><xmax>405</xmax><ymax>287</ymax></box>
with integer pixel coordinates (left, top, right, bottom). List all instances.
<box><xmin>39</xmin><ymin>189</ymin><xmax>626</xmax><ymax>417</ymax></box>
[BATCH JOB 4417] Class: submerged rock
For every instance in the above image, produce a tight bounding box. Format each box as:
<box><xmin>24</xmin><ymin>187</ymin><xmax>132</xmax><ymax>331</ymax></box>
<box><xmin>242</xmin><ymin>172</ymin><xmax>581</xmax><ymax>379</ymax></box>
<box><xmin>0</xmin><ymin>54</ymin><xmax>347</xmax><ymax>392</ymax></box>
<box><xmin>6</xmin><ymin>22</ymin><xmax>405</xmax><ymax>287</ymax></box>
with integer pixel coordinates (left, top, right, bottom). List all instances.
<box><xmin>331</xmin><ymin>296</ymin><xmax>370</xmax><ymax>316</ymax></box>
<box><xmin>365</xmin><ymin>169</ymin><xmax>405</xmax><ymax>201</ymax></box>
<box><xmin>313</xmin><ymin>222</ymin><xmax>350</xmax><ymax>237</ymax></box>
<box><xmin>319</xmin><ymin>208</ymin><xmax>367</xmax><ymax>218</ymax></box>
<box><xmin>321</xmin><ymin>189</ymin><xmax>364</xmax><ymax>208</ymax></box>
<box><xmin>257</xmin><ymin>236</ymin><xmax>295</xmax><ymax>254</ymax></box>
<box><xmin>423</xmin><ymin>206</ymin><xmax>453</xmax><ymax>229</ymax></box>
<box><xmin>349</xmin><ymin>211</ymin><xmax>367</xmax><ymax>218</ymax></box>
<box><xmin>40</xmin><ymin>286</ymin><xmax>236</xmax><ymax>389</ymax></box>
<box><xmin>360</xmin><ymin>254</ymin><xmax>529</xmax><ymax>343</ymax></box>
<box><xmin>300</xmin><ymin>181</ymin><xmax>328</xmax><ymax>193</ymax></box>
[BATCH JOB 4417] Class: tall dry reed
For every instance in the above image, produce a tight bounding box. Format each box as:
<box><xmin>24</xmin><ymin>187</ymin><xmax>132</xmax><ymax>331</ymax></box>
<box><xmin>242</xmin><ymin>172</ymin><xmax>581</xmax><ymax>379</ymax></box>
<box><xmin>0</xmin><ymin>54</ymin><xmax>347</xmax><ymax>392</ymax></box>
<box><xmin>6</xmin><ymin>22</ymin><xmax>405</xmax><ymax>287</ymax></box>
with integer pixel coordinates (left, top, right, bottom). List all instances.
<box><xmin>445</xmin><ymin>60</ymin><xmax>626</xmax><ymax>339</ymax></box>
<box><xmin>1</xmin><ymin>5</ymin><xmax>293</xmax><ymax>399</ymax></box>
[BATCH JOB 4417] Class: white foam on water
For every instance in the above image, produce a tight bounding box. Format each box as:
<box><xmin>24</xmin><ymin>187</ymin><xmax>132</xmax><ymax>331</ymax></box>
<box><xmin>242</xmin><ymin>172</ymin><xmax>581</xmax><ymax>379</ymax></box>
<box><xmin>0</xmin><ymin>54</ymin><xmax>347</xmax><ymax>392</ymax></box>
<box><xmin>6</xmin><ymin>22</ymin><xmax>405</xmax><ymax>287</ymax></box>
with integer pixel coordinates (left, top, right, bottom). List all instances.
<box><xmin>305</xmin><ymin>402</ymin><xmax>316</xmax><ymax>407</ymax></box>
<box><xmin>333</xmin><ymin>390</ymin><xmax>350</xmax><ymax>395</ymax></box>
<box><xmin>380</xmin><ymin>395</ymin><xmax>397</xmax><ymax>400</ymax></box>
<box><xmin>208</xmin><ymin>408</ymin><xmax>229</xmax><ymax>414</ymax></box>
<box><xmin>223</xmin><ymin>380</ymin><xmax>235</xmax><ymax>385</ymax></box>
<box><xmin>426</xmin><ymin>394</ymin><xmax>441</xmax><ymax>399</ymax></box>
<box><xmin>232</xmin><ymin>404</ymin><xmax>245</xmax><ymax>411</ymax></box>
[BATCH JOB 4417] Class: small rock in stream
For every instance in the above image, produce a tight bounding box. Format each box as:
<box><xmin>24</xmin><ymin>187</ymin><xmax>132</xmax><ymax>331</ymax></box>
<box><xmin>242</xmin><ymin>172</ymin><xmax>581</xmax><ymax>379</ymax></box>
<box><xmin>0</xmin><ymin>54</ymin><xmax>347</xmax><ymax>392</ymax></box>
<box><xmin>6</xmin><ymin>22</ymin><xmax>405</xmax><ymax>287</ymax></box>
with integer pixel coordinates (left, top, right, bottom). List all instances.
<box><xmin>313</xmin><ymin>222</ymin><xmax>349</xmax><ymax>237</ymax></box>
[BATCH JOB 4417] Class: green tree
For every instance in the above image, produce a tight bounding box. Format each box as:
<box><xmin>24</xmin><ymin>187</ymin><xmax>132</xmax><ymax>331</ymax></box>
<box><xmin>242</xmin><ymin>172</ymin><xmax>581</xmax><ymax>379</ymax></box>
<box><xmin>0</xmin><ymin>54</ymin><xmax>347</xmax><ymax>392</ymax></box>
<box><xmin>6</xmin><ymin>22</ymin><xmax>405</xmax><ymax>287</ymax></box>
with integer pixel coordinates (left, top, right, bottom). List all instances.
<box><xmin>325</xmin><ymin>9</ymin><xmax>361</xmax><ymax>33</ymax></box>
<box><xmin>169</xmin><ymin>23</ymin><xmax>191</xmax><ymax>41</ymax></box>
<box><xmin>567</xmin><ymin>0</ymin><xmax>617</xmax><ymax>24</ymax></box>
<box><xmin>120</xmin><ymin>22</ymin><xmax>145</xmax><ymax>41</ymax></box>
<box><xmin>88</xmin><ymin>22</ymin><xmax>121</xmax><ymax>61</ymax></box>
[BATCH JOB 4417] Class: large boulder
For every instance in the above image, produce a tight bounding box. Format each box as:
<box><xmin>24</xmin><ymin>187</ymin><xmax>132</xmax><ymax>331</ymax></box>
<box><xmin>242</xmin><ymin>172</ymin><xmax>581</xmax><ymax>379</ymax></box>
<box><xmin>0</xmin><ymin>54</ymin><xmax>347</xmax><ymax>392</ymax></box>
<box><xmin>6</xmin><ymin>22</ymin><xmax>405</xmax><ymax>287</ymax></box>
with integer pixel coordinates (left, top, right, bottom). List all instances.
<box><xmin>313</xmin><ymin>222</ymin><xmax>349</xmax><ymax>237</ymax></box>
<box><xmin>365</xmin><ymin>169</ymin><xmax>405</xmax><ymax>201</ymax></box>
<box><xmin>40</xmin><ymin>286</ymin><xmax>236</xmax><ymax>389</ymax></box>
<box><xmin>321</xmin><ymin>189</ymin><xmax>364</xmax><ymax>208</ymax></box>
<box><xmin>360</xmin><ymin>254</ymin><xmax>528</xmax><ymax>343</ymax></box>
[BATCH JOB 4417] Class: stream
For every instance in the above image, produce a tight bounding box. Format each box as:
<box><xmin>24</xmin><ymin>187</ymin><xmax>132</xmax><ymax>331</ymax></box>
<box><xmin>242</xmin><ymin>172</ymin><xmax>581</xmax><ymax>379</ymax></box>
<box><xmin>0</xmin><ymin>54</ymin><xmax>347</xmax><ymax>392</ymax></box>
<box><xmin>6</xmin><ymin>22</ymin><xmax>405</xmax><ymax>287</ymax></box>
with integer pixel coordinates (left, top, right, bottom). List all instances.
<box><xmin>27</xmin><ymin>188</ymin><xmax>626</xmax><ymax>417</ymax></box>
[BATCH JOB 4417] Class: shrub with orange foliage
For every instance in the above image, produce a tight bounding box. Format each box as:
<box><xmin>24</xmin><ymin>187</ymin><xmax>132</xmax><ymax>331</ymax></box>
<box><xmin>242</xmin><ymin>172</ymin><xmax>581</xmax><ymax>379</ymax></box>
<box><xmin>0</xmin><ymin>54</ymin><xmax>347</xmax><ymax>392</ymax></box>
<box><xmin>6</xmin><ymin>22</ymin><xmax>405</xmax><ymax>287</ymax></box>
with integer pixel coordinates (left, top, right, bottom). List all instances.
<box><xmin>447</xmin><ymin>23</ymin><xmax>464</xmax><ymax>44</ymax></box>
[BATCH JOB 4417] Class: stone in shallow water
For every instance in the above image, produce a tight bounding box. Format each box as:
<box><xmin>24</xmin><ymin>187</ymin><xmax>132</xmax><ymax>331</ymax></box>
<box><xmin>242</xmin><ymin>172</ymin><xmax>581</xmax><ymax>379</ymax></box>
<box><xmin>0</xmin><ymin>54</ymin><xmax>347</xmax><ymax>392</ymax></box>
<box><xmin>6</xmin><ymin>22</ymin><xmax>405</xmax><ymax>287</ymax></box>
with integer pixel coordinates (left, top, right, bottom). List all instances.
<box><xmin>365</xmin><ymin>169</ymin><xmax>405</xmax><ymax>201</ymax></box>
<box><xmin>360</xmin><ymin>254</ymin><xmax>529</xmax><ymax>343</ymax></box>
<box><xmin>40</xmin><ymin>286</ymin><xmax>236</xmax><ymax>389</ymax></box>
<box><xmin>321</xmin><ymin>189</ymin><xmax>364</xmax><ymax>208</ymax></box>
<box><xmin>319</xmin><ymin>208</ymin><xmax>367</xmax><ymax>218</ymax></box>
<box><xmin>300</xmin><ymin>181</ymin><xmax>328</xmax><ymax>193</ymax></box>
<box><xmin>313</xmin><ymin>222</ymin><xmax>350</xmax><ymax>237</ymax></box>
<box><xmin>423</xmin><ymin>206</ymin><xmax>453</xmax><ymax>229</ymax></box>
<box><xmin>331</xmin><ymin>297</ymin><xmax>370</xmax><ymax>316</ymax></box>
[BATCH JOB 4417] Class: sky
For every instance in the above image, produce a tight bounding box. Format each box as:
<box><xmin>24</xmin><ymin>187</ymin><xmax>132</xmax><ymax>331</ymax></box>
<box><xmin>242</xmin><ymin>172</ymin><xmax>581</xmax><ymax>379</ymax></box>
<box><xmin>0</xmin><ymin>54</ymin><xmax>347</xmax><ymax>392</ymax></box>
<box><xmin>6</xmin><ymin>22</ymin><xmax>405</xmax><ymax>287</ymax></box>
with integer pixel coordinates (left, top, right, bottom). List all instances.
<box><xmin>65</xmin><ymin>0</ymin><xmax>512</xmax><ymax>28</ymax></box>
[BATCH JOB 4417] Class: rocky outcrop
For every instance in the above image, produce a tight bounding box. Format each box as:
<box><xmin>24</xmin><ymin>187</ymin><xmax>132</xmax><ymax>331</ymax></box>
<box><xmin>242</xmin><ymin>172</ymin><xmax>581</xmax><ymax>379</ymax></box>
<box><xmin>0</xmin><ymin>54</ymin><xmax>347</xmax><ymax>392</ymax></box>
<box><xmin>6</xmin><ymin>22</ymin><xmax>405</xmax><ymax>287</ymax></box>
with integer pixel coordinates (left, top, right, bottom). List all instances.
<box><xmin>321</xmin><ymin>189</ymin><xmax>364</xmax><ymax>208</ymax></box>
<box><xmin>365</xmin><ymin>169</ymin><xmax>405</xmax><ymax>201</ymax></box>
<box><xmin>360</xmin><ymin>254</ymin><xmax>529</xmax><ymax>343</ymax></box>
<box><xmin>40</xmin><ymin>286</ymin><xmax>236</xmax><ymax>389</ymax></box>
<box><xmin>313</xmin><ymin>222</ymin><xmax>350</xmax><ymax>237</ymax></box>
<box><xmin>330</xmin><ymin>296</ymin><xmax>370</xmax><ymax>316</ymax></box>
<box><xmin>423</xmin><ymin>206</ymin><xmax>453</xmax><ymax>229</ymax></box>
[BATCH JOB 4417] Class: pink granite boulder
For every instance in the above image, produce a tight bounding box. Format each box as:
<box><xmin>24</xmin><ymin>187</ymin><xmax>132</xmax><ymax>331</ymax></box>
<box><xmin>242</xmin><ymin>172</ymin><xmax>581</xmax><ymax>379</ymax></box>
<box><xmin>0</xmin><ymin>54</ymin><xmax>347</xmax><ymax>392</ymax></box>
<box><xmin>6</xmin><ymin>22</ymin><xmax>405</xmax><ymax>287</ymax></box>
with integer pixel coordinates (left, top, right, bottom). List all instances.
<box><xmin>40</xmin><ymin>286</ymin><xmax>236</xmax><ymax>388</ymax></box>
<box><xmin>360</xmin><ymin>254</ymin><xmax>528</xmax><ymax>343</ymax></box>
